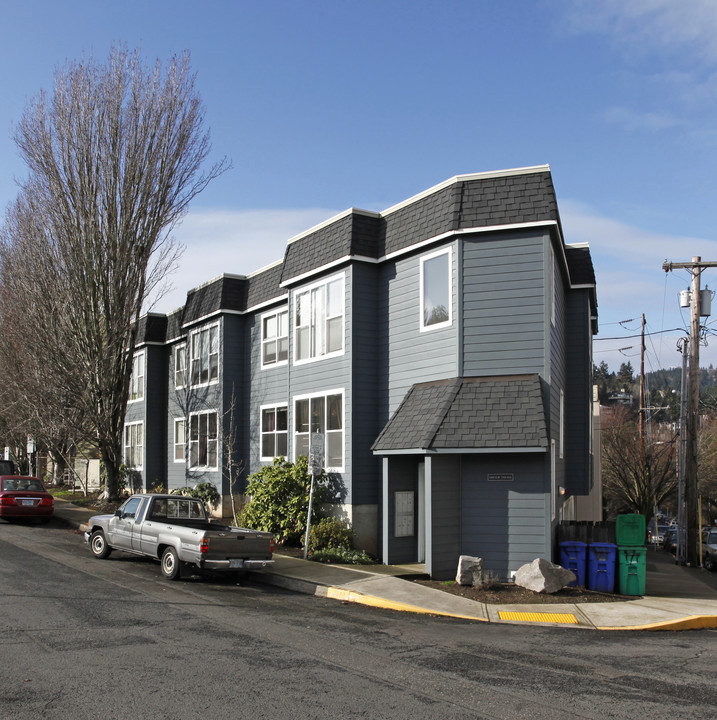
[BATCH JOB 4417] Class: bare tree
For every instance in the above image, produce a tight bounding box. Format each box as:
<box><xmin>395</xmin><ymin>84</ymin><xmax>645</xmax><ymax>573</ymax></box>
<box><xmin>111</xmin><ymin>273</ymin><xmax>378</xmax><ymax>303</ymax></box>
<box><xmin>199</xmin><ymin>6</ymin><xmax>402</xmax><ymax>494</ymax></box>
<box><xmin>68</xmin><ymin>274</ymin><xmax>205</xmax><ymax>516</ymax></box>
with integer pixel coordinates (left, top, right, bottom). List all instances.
<box><xmin>5</xmin><ymin>46</ymin><xmax>227</xmax><ymax>499</ymax></box>
<box><xmin>601</xmin><ymin>404</ymin><xmax>677</xmax><ymax>523</ymax></box>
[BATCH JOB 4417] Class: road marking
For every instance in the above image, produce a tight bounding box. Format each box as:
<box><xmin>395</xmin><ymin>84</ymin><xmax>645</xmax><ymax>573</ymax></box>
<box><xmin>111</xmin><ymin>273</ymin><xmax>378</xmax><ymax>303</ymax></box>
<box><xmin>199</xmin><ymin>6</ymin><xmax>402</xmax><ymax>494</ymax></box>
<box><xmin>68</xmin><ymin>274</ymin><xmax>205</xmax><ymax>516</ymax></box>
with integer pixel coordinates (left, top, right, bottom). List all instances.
<box><xmin>498</xmin><ymin>610</ymin><xmax>578</xmax><ymax>624</ymax></box>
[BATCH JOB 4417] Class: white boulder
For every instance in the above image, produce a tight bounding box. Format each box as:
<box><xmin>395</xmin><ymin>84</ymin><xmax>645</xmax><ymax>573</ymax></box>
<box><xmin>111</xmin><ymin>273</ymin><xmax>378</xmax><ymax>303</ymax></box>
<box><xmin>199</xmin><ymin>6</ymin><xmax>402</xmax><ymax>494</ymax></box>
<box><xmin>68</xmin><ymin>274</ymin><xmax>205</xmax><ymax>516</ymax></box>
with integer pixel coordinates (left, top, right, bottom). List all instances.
<box><xmin>514</xmin><ymin>558</ymin><xmax>576</xmax><ymax>594</ymax></box>
<box><xmin>455</xmin><ymin>555</ymin><xmax>483</xmax><ymax>586</ymax></box>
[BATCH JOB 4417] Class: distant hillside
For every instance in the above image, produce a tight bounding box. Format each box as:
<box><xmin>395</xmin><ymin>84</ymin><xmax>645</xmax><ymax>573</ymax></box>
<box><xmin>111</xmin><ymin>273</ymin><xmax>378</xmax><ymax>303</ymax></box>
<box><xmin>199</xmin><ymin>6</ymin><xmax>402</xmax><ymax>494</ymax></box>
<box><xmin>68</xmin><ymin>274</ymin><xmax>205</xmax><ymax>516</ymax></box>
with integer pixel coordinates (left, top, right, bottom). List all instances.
<box><xmin>594</xmin><ymin>362</ymin><xmax>717</xmax><ymax>422</ymax></box>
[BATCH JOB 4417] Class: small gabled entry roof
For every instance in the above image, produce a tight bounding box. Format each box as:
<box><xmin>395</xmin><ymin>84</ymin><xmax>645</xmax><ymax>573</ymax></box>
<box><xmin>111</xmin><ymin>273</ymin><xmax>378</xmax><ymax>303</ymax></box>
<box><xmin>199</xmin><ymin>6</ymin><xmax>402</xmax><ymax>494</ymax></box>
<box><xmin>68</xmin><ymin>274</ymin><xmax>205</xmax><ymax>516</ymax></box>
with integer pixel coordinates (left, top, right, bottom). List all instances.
<box><xmin>372</xmin><ymin>375</ymin><xmax>549</xmax><ymax>454</ymax></box>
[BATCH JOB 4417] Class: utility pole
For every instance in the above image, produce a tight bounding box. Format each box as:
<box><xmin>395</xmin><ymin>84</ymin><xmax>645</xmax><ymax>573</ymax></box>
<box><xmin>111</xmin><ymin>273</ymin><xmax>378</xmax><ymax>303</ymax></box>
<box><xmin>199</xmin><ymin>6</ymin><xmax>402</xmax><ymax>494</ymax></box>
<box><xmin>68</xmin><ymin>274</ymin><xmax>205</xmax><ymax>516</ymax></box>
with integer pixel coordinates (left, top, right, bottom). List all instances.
<box><xmin>663</xmin><ymin>257</ymin><xmax>717</xmax><ymax>566</ymax></box>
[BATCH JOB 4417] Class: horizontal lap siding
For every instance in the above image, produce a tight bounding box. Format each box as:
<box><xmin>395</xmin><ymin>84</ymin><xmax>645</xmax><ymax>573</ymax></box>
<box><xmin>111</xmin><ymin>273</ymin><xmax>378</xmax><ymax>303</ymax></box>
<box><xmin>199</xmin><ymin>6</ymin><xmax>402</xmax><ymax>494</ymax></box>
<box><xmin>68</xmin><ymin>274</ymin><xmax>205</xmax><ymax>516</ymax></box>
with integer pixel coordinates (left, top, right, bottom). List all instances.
<box><xmin>429</xmin><ymin>455</ymin><xmax>461</xmax><ymax>580</ymax></box>
<box><xmin>462</xmin><ymin>231</ymin><xmax>546</xmax><ymax>377</ymax></box>
<box><xmin>289</xmin><ymin>268</ymin><xmax>353</xmax><ymax>500</ymax></box>
<box><xmin>461</xmin><ymin>455</ymin><xmax>549</xmax><ymax>578</ymax></box>
<box><xmin>244</xmin><ymin>308</ymin><xmax>289</xmax><ymax>484</ymax></box>
<box><xmin>565</xmin><ymin>290</ymin><xmax>592</xmax><ymax>494</ymax></box>
<box><xmin>380</xmin><ymin>244</ymin><xmax>458</xmax><ymax>416</ymax></box>
<box><xmin>351</xmin><ymin>263</ymin><xmax>381</xmax><ymax>505</ymax></box>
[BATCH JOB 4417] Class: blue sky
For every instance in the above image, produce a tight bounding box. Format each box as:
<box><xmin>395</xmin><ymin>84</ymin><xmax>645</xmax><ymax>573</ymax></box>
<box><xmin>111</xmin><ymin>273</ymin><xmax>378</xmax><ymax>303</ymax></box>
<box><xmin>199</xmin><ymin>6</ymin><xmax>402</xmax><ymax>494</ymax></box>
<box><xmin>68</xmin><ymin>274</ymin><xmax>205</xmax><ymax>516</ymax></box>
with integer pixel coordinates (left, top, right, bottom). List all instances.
<box><xmin>3</xmin><ymin>1</ymin><xmax>717</xmax><ymax>374</ymax></box>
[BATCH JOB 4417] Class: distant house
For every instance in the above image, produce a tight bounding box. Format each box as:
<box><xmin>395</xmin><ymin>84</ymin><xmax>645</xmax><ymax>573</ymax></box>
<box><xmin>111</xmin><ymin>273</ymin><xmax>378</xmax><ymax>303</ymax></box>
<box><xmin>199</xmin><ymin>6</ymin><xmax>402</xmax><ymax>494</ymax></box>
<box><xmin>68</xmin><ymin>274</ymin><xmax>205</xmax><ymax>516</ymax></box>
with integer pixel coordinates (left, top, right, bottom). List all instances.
<box><xmin>124</xmin><ymin>165</ymin><xmax>598</xmax><ymax>579</ymax></box>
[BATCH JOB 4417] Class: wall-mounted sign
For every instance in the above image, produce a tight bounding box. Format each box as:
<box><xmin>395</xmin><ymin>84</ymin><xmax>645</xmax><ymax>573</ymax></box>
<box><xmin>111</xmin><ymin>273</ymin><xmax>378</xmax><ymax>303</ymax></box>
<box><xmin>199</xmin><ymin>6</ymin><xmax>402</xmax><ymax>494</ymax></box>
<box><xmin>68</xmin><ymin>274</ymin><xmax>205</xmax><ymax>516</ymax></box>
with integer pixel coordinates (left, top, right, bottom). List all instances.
<box><xmin>487</xmin><ymin>473</ymin><xmax>514</xmax><ymax>482</ymax></box>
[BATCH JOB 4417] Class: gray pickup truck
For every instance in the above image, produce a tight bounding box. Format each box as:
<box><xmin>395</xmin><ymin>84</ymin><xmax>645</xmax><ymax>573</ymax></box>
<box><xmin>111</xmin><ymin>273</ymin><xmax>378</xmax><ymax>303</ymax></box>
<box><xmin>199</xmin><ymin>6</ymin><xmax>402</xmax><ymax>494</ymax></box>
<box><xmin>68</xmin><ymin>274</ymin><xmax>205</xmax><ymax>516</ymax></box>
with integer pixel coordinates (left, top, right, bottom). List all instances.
<box><xmin>85</xmin><ymin>493</ymin><xmax>274</xmax><ymax>580</ymax></box>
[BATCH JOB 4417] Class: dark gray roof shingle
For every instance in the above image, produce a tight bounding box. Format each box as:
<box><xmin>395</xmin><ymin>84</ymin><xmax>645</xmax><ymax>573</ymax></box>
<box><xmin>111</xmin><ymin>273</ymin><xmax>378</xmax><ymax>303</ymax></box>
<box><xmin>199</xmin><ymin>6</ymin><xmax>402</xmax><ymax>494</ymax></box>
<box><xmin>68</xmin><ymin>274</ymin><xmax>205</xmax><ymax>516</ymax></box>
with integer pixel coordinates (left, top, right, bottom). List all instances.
<box><xmin>372</xmin><ymin>375</ymin><xmax>548</xmax><ymax>452</ymax></box>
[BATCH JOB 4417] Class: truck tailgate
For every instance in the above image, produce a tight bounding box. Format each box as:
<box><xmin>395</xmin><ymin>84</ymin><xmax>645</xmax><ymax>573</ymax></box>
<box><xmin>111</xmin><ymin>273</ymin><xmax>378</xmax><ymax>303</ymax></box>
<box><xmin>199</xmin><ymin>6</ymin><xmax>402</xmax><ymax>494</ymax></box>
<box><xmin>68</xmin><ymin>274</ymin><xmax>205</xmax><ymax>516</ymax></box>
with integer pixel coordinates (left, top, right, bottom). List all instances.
<box><xmin>205</xmin><ymin>527</ymin><xmax>273</xmax><ymax>558</ymax></box>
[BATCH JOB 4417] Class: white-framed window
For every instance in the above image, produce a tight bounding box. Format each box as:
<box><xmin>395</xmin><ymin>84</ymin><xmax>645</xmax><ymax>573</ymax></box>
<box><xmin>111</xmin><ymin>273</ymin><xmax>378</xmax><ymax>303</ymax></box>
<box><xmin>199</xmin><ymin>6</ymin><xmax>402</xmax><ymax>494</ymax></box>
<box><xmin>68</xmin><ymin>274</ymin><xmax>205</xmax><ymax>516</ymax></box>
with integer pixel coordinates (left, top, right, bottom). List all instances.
<box><xmin>260</xmin><ymin>405</ymin><xmax>288</xmax><ymax>460</ymax></box>
<box><xmin>294</xmin><ymin>273</ymin><xmax>344</xmax><ymax>363</ymax></box>
<box><xmin>190</xmin><ymin>324</ymin><xmax>219</xmax><ymax>386</ymax></box>
<box><xmin>261</xmin><ymin>309</ymin><xmax>288</xmax><ymax>368</ymax></box>
<box><xmin>174</xmin><ymin>418</ymin><xmax>186</xmax><ymax>463</ymax></box>
<box><xmin>294</xmin><ymin>390</ymin><xmax>344</xmax><ymax>471</ymax></box>
<box><xmin>189</xmin><ymin>410</ymin><xmax>218</xmax><ymax>469</ymax></box>
<box><xmin>129</xmin><ymin>352</ymin><xmax>145</xmax><ymax>402</ymax></box>
<box><xmin>174</xmin><ymin>344</ymin><xmax>186</xmax><ymax>389</ymax></box>
<box><xmin>420</xmin><ymin>248</ymin><xmax>452</xmax><ymax>330</ymax></box>
<box><xmin>124</xmin><ymin>421</ymin><xmax>143</xmax><ymax>469</ymax></box>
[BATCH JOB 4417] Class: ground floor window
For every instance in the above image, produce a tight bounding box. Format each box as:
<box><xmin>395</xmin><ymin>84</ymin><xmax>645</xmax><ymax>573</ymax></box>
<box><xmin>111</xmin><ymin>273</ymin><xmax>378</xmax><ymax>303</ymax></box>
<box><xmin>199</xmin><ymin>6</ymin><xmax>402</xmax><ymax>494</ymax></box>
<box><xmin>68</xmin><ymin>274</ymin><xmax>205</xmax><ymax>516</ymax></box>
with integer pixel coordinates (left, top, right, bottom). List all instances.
<box><xmin>189</xmin><ymin>411</ymin><xmax>218</xmax><ymax>469</ymax></box>
<box><xmin>124</xmin><ymin>422</ymin><xmax>143</xmax><ymax>469</ymax></box>
<box><xmin>294</xmin><ymin>391</ymin><xmax>343</xmax><ymax>470</ymax></box>
<box><xmin>261</xmin><ymin>405</ymin><xmax>288</xmax><ymax>459</ymax></box>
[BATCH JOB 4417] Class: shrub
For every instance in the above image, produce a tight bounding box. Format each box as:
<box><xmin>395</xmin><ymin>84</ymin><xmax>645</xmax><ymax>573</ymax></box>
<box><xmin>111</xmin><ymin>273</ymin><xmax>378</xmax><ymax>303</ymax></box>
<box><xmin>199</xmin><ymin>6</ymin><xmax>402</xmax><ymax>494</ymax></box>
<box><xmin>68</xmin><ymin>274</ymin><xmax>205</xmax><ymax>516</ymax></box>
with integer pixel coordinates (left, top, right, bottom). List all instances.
<box><xmin>308</xmin><ymin>516</ymin><xmax>354</xmax><ymax>554</ymax></box>
<box><xmin>171</xmin><ymin>482</ymin><xmax>220</xmax><ymax>509</ymax></box>
<box><xmin>239</xmin><ymin>456</ymin><xmax>327</xmax><ymax>545</ymax></box>
<box><xmin>310</xmin><ymin>548</ymin><xmax>377</xmax><ymax>565</ymax></box>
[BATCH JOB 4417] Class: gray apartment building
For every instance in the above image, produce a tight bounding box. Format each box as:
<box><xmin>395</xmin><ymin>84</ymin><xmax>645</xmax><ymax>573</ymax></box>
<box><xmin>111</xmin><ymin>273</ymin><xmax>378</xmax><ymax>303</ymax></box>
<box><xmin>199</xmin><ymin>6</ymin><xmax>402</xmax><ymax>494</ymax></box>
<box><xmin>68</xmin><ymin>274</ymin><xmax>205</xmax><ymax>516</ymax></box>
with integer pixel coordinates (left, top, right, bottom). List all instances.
<box><xmin>123</xmin><ymin>165</ymin><xmax>598</xmax><ymax>580</ymax></box>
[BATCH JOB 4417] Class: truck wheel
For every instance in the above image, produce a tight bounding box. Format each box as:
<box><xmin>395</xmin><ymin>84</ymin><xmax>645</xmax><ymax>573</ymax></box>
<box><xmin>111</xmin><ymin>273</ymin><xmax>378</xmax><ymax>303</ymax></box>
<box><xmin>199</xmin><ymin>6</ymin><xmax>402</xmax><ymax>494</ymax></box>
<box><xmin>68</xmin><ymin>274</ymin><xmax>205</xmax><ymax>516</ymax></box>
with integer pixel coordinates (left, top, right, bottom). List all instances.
<box><xmin>161</xmin><ymin>547</ymin><xmax>181</xmax><ymax>580</ymax></box>
<box><xmin>90</xmin><ymin>530</ymin><xmax>112</xmax><ymax>559</ymax></box>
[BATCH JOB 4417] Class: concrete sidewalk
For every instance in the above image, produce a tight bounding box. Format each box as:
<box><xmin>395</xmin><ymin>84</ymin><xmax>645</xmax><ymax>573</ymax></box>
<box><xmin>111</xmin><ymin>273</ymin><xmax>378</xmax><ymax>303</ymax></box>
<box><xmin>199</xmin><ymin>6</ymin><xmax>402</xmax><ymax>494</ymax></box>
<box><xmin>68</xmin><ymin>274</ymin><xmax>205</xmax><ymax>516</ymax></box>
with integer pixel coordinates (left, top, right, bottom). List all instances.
<box><xmin>53</xmin><ymin>498</ymin><xmax>717</xmax><ymax>631</ymax></box>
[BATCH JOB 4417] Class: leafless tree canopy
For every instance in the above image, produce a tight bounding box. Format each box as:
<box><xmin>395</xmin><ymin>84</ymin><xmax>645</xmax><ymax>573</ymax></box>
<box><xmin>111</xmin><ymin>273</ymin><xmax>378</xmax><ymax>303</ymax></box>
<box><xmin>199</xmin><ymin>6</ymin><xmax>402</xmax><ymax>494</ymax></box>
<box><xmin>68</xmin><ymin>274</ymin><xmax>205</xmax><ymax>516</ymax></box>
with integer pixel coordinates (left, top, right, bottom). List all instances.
<box><xmin>0</xmin><ymin>46</ymin><xmax>227</xmax><ymax>498</ymax></box>
<box><xmin>601</xmin><ymin>405</ymin><xmax>677</xmax><ymax>522</ymax></box>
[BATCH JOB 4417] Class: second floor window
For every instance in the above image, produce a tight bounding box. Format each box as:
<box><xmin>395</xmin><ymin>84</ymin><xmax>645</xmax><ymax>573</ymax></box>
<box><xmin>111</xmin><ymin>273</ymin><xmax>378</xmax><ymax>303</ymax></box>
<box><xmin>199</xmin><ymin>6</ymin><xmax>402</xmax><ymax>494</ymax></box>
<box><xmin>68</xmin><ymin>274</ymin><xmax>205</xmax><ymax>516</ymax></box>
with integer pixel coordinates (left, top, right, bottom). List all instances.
<box><xmin>295</xmin><ymin>274</ymin><xmax>344</xmax><ymax>362</ymax></box>
<box><xmin>420</xmin><ymin>248</ymin><xmax>452</xmax><ymax>330</ymax></box>
<box><xmin>124</xmin><ymin>422</ymin><xmax>143</xmax><ymax>468</ymax></box>
<box><xmin>190</xmin><ymin>324</ymin><xmax>219</xmax><ymax>386</ymax></box>
<box><xmin>262</xmin><ymin>309</ymin><xmax>288</xmax><ymax>367</ymax></box>
<box><xmin>129</xmin><ymin>352</ymin><xmax>144</xmax><ymax>401</ymax></box>
<box><xmin>189</xmin><ymin>411</ymin><xmax>218</xmax><ymax>469</ymax></box>
<box><xmin>174</xmin><ymin>344</ymin><xmax>186</xmax><ymax>388</ymax></box>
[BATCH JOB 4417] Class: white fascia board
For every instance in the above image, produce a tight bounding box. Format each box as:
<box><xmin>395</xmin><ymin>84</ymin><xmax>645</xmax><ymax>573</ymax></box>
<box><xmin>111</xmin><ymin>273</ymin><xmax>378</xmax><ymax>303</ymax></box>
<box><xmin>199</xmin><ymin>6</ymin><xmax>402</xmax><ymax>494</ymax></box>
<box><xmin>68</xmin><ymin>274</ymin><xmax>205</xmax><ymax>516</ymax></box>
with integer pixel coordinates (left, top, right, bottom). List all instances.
<box><xmin>373</xmin><ymin>446</ymin><xmax>547</xmax><ymax>455</ymax></box>
<box><xmin>286</xmin><ymin>208</ymin><xmax>381</xmax><ymax>246</ymax></box>
<box><xmin>381</xmin><ymin>165</ymin><xmax>552</xmax><ymax>218</ymax></box>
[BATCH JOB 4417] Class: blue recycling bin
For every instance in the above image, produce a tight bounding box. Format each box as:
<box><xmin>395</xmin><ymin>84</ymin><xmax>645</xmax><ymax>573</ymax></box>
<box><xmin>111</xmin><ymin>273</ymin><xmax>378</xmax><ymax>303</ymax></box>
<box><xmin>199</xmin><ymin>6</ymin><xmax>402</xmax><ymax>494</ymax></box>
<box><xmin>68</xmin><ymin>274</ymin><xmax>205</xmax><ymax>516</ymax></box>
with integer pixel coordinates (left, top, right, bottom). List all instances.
<box><xmin>587</xmin><ymin>543</ymin><xmax>617</xmax><ymax>593</ymax></box>
<box><xmin>559</xmin><ymin>541</ymin><xmax>587</xmax><ymax>587</ymax></box>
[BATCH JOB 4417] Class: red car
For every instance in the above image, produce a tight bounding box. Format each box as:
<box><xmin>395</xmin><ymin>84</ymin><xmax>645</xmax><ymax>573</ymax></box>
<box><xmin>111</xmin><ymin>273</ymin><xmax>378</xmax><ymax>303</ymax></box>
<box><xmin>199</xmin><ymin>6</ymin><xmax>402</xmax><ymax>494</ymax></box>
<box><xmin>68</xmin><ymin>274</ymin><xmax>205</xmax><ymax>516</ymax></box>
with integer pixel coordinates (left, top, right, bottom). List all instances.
<box><xmin>0</xmin><ymin>476</ymin><xmax>54</xmax><ymax>522</ymax></box>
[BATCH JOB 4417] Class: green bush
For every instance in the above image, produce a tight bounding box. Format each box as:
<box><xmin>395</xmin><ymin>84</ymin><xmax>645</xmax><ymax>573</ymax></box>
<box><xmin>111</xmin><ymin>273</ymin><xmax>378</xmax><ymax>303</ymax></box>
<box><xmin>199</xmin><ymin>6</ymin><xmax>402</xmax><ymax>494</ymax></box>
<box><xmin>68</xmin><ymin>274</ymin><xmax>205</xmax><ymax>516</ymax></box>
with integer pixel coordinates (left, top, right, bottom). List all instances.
<box><xmin>310</xmin><ymin>548</ymin><xmax>377</xmax><ymax>565</ymax></box>
<box><xmin>239</xmin><ymin>456</ymin><xmax>326</xmax><ymax>545</ymax></box>
<box><xmin>308</xmin><ymin>516</ymin><xmax>354</xmax><ymax>554</ymax></box>
<box><xmin>171</xmin><ymin>482</ymin><xmax>220</xmax><ymax>509</ymax></box>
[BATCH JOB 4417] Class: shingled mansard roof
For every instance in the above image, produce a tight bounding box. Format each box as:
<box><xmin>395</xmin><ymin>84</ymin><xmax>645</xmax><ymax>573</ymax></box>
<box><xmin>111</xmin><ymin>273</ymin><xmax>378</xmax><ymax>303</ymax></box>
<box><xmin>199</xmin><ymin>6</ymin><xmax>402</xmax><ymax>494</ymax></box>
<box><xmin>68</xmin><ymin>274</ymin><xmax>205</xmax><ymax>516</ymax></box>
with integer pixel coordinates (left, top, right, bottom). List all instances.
<box><xmin>372</xmin><ymin>375</ymin><xmax>549</xmax><ymax>454</ymax></box>
<box><xmin>134</xmin><ymin>165</ymin><xmax>596</xmax><ymax>341</ymax></box>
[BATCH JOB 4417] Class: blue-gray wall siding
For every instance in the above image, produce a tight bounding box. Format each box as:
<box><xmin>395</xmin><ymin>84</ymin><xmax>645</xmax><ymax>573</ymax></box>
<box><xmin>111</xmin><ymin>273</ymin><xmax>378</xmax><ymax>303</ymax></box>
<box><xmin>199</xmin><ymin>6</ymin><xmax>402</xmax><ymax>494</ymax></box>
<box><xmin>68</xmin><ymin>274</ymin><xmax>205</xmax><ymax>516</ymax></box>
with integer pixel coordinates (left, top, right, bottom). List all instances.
<box><xmin>378</xmin><ymin>242</ymin><xmax>459</xmax><ymax>420</ymax></box>
<box><xmin>461</xmin><ymin>454</ymin><xmax>550</xmax><ymax>579</ymax></box>
<box><xmin>565</xmin><ymin>290</ymin><xmax>593</xmax><ymax>495</ymax></box>
<box><xmin>244</xmin><ymin>306</ymin><xmax>289</xmax><ymax>484</ymax></box>
<box><xmin>351</xmin><ymin>262</ymin><xmax>382</xmax><ymax>505</ymax></box>
<box><xmin>462</xmin><ymin>231</ymin><xmax>547</xmax><ymax>378</ymax></box>
<box><xmin>221</xmin><ymin>314</ymin><xmax>244</xmax><ymax>496</ymax></box>
<box><xmin>428</xmin><ymin>455</ymin><xmax>462</xmax><ymax>580</ymax></box>
<box><xmin>287</xmin><ymin>267</ymin><xmax>353</xmax><ymax>502</ymax></box>
<box><xmin>548</xmin><ymin>240</ymin><xmax>567</xmax><ymax>521</ymax></box>
<box><xmin>144</xmin><ymin>346</ymin><xmax>168</xmax><ymax>489</ymax></box>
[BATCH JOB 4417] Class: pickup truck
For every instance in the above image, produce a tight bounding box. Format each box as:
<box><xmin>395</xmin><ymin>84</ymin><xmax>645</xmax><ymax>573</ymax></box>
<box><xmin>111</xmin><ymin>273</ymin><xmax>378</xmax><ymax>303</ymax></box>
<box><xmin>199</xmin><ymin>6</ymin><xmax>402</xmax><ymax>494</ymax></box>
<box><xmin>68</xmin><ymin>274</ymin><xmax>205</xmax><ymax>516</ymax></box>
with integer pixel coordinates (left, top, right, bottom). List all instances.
<box><xmin>84</xmin><ymin>493</ymin><xmax>274</xmax><ymax>580</ymax></box>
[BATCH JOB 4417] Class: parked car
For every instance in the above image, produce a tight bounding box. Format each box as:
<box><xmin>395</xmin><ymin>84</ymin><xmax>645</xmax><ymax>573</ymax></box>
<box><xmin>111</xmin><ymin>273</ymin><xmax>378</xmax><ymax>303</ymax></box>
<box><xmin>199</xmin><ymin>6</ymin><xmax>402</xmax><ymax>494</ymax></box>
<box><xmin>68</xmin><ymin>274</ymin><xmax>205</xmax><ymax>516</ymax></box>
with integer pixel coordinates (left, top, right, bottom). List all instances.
<box><xmin>663</xmin><ymin>527</ymin><xmax>679</xmax><ymax>554</ymax></box>
<box><xmin>647</xmin><ymin>524</ymin><xmax>668</xmax><ymax>547</ymax></box>
<box><xmin>0</xmin><ymin>476</ymin><xmax>54</xmax><ymax>522</ymax></box>
<box><xmin>702</xmin><ymin>527</ymin><xmax>717</xmax><ymax>571</ymax></box>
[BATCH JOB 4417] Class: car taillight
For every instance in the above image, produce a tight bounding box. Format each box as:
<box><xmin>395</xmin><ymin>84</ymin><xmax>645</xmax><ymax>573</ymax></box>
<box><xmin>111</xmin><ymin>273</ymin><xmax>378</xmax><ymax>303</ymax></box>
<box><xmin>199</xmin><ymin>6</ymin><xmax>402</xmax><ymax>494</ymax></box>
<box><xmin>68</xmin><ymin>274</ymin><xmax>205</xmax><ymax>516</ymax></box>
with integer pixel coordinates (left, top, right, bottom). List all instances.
<box><xmin>0</xmin><ymin>497</ymin><xmax>16</xmax><ymax>506</ymax></box>
<box><xmin>200</xmin><ymin>537</ymin><xmax>209</xmax><ymax>554</ymax></box>
<box><xmin>269</xmin><ymin>538</ymin><xmax>275</xmax><ymax>555</ymax></box>
<box><xmin>40</xmin><ymin>497</ymin><xmax>53</xmax><ymax>506</ymax></box>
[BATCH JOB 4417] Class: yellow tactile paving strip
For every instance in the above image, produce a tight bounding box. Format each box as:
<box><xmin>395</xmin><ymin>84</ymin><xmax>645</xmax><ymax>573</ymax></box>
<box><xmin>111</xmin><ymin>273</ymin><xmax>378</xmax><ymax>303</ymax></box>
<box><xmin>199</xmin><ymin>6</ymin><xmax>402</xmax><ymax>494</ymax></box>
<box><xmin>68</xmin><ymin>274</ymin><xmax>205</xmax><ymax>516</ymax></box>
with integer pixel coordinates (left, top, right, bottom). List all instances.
<box><xmin>498</xmin><ymin>610</ymin><xmax>578</xmax><ymax>624</ymax></box>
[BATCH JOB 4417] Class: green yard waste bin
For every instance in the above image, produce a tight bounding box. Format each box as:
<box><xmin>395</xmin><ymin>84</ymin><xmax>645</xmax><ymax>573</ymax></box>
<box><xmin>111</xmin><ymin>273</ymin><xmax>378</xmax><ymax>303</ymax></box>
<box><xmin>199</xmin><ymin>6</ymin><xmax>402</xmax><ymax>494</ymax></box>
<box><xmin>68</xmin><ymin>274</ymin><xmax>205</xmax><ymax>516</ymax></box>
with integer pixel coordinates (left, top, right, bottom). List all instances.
<box><xmin>616</xmin><ymin>514</ymin><xmax>646</xmax><ymax>546</ymax></box>
<box><xmin>618</xmin><ymin>546</ymin><xmax>646</xmax><ymax>596</ymax></box>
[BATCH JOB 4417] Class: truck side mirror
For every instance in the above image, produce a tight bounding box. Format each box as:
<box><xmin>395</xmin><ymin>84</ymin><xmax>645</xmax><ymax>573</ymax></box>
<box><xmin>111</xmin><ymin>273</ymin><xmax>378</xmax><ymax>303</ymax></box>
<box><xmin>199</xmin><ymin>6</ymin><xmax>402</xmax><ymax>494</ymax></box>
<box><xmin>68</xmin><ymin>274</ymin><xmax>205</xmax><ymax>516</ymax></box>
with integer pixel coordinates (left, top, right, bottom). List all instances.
<box><xmin>114</xmin><ymin>509</ymin><xmax>123</xmax><ymax>518</ymax></box>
